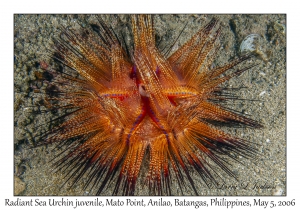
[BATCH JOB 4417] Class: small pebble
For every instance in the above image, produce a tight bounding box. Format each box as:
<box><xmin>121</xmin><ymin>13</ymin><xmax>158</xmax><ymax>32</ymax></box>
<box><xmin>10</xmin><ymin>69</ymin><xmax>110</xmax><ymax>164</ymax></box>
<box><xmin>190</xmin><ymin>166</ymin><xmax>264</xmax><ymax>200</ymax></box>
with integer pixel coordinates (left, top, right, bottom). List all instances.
<box><xmin>259</xmin><ymin>72</ymin><xmax>266</xmax><ymax>76</ymax></box>
<box><xmin>240</xmin><ymin>34</ymin><xmax>261</xmax><ymax>54</ymax></box>
<box><xmin>259</xmin><ymin>91</ymin><xmax>266</xmax><ymax>96</ymax></box>
<box><xmin>273</xmin><ymin>186</ymin><xmax>283</xmax><ymax>196</ymax></box>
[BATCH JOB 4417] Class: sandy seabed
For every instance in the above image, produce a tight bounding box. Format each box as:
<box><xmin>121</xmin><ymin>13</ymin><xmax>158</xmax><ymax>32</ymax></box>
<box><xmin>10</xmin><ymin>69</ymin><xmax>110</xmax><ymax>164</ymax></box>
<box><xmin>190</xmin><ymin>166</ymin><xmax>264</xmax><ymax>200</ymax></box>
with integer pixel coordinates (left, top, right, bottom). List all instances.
<box><xmin>14</xmin><ymin>14</ymin><xmax>286</xmax><ymax>196</ymax></box>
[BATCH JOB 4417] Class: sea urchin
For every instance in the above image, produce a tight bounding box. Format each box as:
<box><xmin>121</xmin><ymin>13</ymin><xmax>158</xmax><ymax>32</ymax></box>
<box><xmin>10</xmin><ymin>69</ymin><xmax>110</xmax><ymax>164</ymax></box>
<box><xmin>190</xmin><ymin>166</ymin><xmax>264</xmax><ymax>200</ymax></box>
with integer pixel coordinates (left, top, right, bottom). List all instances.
<box><xmin>34</xmin><ymin>15</ymin><xmax>262</xmax><ymax>196</ymax></box>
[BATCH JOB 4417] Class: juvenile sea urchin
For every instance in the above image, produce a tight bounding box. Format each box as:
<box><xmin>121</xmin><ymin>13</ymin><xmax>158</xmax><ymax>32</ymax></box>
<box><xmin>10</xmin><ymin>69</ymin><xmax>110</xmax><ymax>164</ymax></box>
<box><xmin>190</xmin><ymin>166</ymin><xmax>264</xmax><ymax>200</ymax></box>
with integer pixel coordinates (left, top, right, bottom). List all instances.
<box><xmin>33</xmin><ymin>15</ymin><xmax>262</xmax><ymax>196</ymax></box>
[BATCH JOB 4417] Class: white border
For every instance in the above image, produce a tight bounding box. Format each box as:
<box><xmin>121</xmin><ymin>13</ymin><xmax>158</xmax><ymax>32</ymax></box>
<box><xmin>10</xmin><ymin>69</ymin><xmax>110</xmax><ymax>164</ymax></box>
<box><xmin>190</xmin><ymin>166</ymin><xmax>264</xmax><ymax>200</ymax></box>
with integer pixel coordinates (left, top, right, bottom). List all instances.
<box><xmin>2</xmin><ymin>0</ymin><xmax>297</xmax><ymax>209</ymax></box>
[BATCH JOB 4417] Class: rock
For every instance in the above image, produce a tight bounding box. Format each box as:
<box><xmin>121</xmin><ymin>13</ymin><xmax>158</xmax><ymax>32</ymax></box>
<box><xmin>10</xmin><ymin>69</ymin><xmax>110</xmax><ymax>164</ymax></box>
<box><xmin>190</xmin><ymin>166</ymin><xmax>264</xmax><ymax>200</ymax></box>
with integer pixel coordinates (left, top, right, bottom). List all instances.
<box><xmin>273</xmin><ymin>186</ymin><xmax>283</xmax><ymax>196</ymax></box>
